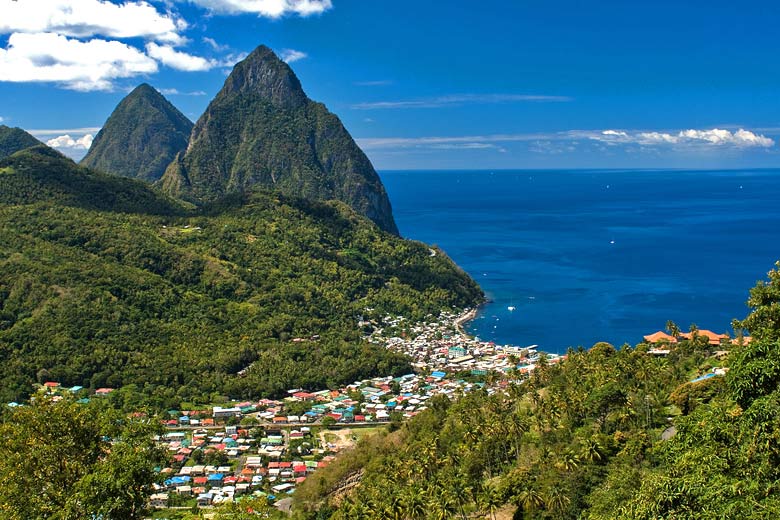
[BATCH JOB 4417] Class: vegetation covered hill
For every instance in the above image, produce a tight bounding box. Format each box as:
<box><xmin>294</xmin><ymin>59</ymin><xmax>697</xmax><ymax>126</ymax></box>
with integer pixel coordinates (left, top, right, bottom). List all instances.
<box><xmin>81</xmin><ymin>84</ymin><xmax>193</xmax><ymax>182</ymax></box>
<box><xmin>293</xmin><ymin>266</ymin><xmax>780</xmax><ymax>519</ymax></box>
<box><xmin>0</xmin><ymin>145</ymin><xmax>186</xmax><ymax>215</ymax></box>
<box><xmin>0</xmin><ymin>163</ymin><xmax>481</xmax><ymax>404</ymax></box>
<box><xmin>0</xmin><ymin>125</ymin><xmax>41</xmax><ymax>159</ymax></box>
<box><xmin>160</xmin><ymin>45</ymin><xmax>398</xmax><ymax>234</ymax></box>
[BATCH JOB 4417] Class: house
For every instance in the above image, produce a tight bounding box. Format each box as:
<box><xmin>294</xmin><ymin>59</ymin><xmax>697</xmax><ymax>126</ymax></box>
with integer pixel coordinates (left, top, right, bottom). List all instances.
<box><xmin>149</xmin><ymin>493</ymin><xmax>169</xmax><ymax>508</ymax></box>
<box><xmin>196</xmin><ymin>492</ymin><xmax>214</xmax><ymax>507</ymax></box>
<box><xmin>643</xmin><ymin>331</ymin><xmax>678</xmax><ymax>343</ymax></box>
<box><xmin>680</xmin><ymin>330</ymin><xmax>729</xmax><ymax>346</ymax></box>
<box><xmin>213</xmin><ymin>406</ymin><xmax>242</xmax><ymax>418</ymax></box>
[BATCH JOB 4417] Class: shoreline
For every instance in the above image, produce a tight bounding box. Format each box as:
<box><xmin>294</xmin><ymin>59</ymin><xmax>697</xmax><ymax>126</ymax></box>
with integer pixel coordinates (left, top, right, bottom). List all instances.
<box><xmin>453</xmin><ymin>307</ymin><xmax>479</xmax><ymax>336</ymax></box>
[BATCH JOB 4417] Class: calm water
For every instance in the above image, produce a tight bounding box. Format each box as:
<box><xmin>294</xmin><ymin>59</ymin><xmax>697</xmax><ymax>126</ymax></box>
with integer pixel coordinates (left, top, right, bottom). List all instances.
<box><xmin>380</xmin><ymin>169</ymin><xmax>780</xmax><ymax>354</ymax></box>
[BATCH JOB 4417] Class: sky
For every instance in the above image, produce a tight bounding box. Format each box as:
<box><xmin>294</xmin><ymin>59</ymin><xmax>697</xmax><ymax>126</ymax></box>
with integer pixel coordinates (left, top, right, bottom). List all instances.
<box><xmin>1</xmin><ymin>0</ymin><xmax>780</xmax><ymax>170</ymax></box>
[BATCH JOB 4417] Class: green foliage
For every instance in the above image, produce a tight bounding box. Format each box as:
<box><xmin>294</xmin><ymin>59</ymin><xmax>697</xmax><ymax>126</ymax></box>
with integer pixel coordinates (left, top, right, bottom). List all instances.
<box><xmin>0</xmin><ymin>125</ymin><xmax>41</xmax><ymax>159</ymax></box>
<box><xmin>0</xmin><ymin>145</ymin><xmax>187</xmax><ymax>215</ymax></box>
<box><xmin>161</xmin><ymin>45</ymin><xmax>398</xmax><ymax>234</ymax></box>
<box><xmin>0</xmin><ymin>395</ymin><xmax>167</xmax><ymax>519</ymax></box>
<box><xmin>0</xmin><ymin>183</ymin><xmax>481</xmax><ymax>404</ymax></box>
<box><xmin>293</xmin><ymin>264</ymin><xmax>780</xmax><ymax>519</ymax></box>
<box><xmin>81</xmin><ymin>83</ymin><xmax>193</xmax><ymax>182</ymax></box>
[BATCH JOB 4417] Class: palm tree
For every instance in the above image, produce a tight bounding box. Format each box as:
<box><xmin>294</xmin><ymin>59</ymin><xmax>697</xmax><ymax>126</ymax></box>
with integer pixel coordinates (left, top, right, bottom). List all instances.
<box><xmin>478</xmin><ymin>485</ymin><xmax>504</xmax><ymax>520</ymax></box>
<box><xmin>545</xmin><ymin>487</ymin><xmax>571</xmax><ymax>515</ymax></box>
<box><xmin>579</xmin><ymin>437</ymin><xmax>603</xmax><ymax>463</ymax></box>
<box><xmin>514</xmin><ymin>485</ymin><xmax>545</xmax><ymax>514</ymax></box>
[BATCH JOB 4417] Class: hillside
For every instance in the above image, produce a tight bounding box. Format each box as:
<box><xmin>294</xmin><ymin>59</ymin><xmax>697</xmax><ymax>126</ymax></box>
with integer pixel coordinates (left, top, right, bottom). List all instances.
<box><xmin>0</xmin><ymin>182</ymin><xmax>482</xmax><ymax>404</ymax></box>
<box><xmin>160</xmin><ymin>45</ymin><xmax>398</xmax><ymax>234</ymax></box>
<box><xmin>0</xmin><ymin>145</ymin><xmax>186</xmax><ymax>215</ymax></box>
<box><xmin>0</xmin><ymin>125</ymin><xmax>41</xmax><ymax>159</ymax></box>
<box><xmin>81</xmin><ymin>84</ymin><xmax>193</xmax><ymax>182</ymax></box>
<box><xmin>293</xmin><ymin>267</ymin><xmax>780</xmax><ymax>519</ymax></box>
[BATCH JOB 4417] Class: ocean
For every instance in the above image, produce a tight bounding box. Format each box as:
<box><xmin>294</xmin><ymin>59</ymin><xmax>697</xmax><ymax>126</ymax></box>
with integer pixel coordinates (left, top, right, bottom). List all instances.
<box><xmin>380</xmin><ymin>169</ymin><xmax>780</xmax><ymax>354</ymax></box>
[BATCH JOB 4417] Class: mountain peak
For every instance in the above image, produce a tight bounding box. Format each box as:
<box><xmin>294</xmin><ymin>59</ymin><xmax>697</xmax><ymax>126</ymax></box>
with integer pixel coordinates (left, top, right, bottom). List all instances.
<box><xmin>0</xmin><ymin>125</ymin><xmax>42</xmax><ymax>159</ymax></box>
<box><xmin>219</xmin><ymin>45</ymin><xmax>307</xmax><ymax>108</ymax></box>
<box><xmin>81</xmin><ymin>83</ymin><xmax>193</xmax><ymax>182</ymax></box>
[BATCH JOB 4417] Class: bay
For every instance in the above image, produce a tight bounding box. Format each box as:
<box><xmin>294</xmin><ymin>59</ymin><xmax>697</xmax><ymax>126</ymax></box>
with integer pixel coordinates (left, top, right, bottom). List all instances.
<box><xmin>380</xmin><ymin>169</ymin><xmax>780</xmax><ymax>354</ymax></box>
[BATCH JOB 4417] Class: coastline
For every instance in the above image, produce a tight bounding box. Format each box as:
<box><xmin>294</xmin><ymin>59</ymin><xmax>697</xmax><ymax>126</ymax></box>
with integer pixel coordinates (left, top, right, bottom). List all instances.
<box><xmin>453</xmin><ymin>307</ymin><xmax>479</xmax><ymax>336</ymax></box>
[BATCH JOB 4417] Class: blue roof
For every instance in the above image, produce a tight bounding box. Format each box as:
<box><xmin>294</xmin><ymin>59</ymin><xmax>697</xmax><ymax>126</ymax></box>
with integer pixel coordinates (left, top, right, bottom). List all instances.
<box><xmin>69</xmin><ymin>386</ymin><xmax>83</xmax><ymax>392</ymax></box>
<box><xmin>208</xmin><ymin>473</ymin><xmax>224</xmax><ymax>481</ymax></box>
<box><xmin>431</xmin><ymin>371</ymin><xmax>447</xmax><ymax>379</ymax></box>
<box><xmin>166</xmin><ymin>476</ymin><xmax>191</xmax><ymax>485</ymax></box>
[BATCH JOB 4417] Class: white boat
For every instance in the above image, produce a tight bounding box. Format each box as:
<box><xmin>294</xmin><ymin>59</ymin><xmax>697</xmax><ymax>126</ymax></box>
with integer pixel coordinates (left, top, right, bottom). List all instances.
<box><xmin>507</xmin><ymin>306</ymin><xmax>516</xmax><ymax>311</ymax></box>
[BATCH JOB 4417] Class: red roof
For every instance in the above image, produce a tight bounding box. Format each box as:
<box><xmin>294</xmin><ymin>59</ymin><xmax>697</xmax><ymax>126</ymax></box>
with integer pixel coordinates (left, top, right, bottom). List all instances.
<box><xmin>681</xmin><ymin>330</ymin><xmax>729</xmax><ymax>345</ymax></box>
<box><xmin>293</xmin><ymin>465</ymin><xmax>307</xmax><ymax>473</ymax></box>
<box><xmin>643</xmin><ymin>331</ymin><xmax>678</xmax><ymax>343</ymax></box>
<box><xmin>193</xmin><ymin>477</ymin><xmax>208</xmax><ymax>485</ymax></box>
<box><xmin>44</xmin><ymin>382</ymin><xmax>60</xmax><ymax>388</ymax></box>
<box><xmin>279</xmin><ymin>462</ymin><xmax>293</xmax><ymax>469</ymax></box>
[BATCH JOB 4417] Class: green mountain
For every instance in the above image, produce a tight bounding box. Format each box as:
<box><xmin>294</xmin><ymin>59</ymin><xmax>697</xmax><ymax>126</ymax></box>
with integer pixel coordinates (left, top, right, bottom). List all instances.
<box><xmin>0</xmin><ymin>125</ymin><xmax>41</xmax><ymax>159</ymax></box>
<box><xmin>160</xmin><ymin>45</ymin><xmax>399</xmax><ymax>234</ymax></box>
<box><xmin>0</xmin><ymin>148</ymin><xmax>481</xmax><ymax>404</ymax></box>
<box><xmin>81</xmin><ymin>84</ymin><xmax>193</xmax><ymax>182</ymax></box>
<box><xmin>0</xmin><ymin>145</ymin><xmax>185</xmax><ymax>215</ymax></box>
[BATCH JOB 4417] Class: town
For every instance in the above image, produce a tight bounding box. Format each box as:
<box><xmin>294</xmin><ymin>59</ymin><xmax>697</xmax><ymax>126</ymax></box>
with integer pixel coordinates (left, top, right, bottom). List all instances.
<box><xmin>18</xmin><ymin>311</ymin><xmax>742</xmax><ymax>514</ymax></box>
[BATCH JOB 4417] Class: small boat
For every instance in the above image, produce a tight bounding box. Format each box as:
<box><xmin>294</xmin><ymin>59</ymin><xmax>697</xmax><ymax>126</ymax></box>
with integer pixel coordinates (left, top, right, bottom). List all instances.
<box><xmin>507</xmin><ymin>306</ymin><xmax>516</xmax><ymax>311</ymax></box>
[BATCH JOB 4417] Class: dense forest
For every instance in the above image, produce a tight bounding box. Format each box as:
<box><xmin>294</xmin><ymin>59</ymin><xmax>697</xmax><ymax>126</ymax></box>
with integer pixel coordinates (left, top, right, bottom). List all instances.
<box><xmin>291</xmin><ymin>264</ymin><xmax>780</xmax><ymax>519</ymax></box>
<box><xmin>0</xmin><ymin>146</ymin><xmax>482</xmax><ymax>405</ymax></box>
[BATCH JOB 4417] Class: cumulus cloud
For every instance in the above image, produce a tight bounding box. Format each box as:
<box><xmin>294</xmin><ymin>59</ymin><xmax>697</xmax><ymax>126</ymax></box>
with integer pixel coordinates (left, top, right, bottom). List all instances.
<box><xmin>279</xmin><ymin>49</ymin><xmax>307</xmax><ymax>64</ymax></box>
<box><xmin>46</xmin><ymin>133</ymin><xmax>94</xmax><ymax>150</ymax></box>
<box><xmin>592</xmin><ymin>128</ymin><xmax>774</xmax><ymax>148</ymax></box>
<box><xmin>352</xmin><ymin>93</ymin><xmax>572</xmax><ymax>110</ymax></box>
<box><xmin>146</xmin><ymin>42</ymin><xmax>216</xmax><ymax>71</ymax></box>
<box><xmin>0</xmin><ymin>0</ymin><xmax>185</xmax><ymax>43</ymax></box>
<box><xmin>186</xmin><ymin>0</ymin><xmax>333</xmax><ymax>17</ymax></box>
<box><xmin>0</xmin><ymin>32</ymin><xmax>158</xmax><ymax>91</ymax></box>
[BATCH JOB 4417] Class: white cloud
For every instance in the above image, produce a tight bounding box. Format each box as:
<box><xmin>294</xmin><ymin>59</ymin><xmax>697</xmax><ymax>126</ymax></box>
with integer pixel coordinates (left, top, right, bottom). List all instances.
<box><xmin>352</xmin><ymin>93</ymin><xmax>572</xmax><ymax>110</ymax></box>
<box><xmin>279</xmin><ymin>49</ymin><xmax>307</xmax><ymax>64</ymax></box>
<box><xmin>159</xmin><ymin>88</ymin><xmax>207</xmax><ymax>96</ymax></box>
<box><xmin>28</xmin><ymin>127</ymin><xmax>102</xmax><ymax>137</ymax></box>
<box><xmin>46</xmin><ymin>133</ymin><xmax>94</xmax><ymax>150</ymax></box>
<box><xmin>357</xmin><ymin>134</ymin><xmax>552</xmax><ymax>150</ymax></box>
<box><xmin>146</xmin><ymin>42</ymin><xmax>216</xmax><ymax>71</ymax></box>
<box><xmin>358</xmin><ymin>128</ymin><xmax>776</xmax><ymax>156</ymax></box>
<box><xmin>355</xmin><ymin>80</ymin><xmax>393</xmax><ymax>87</ymax></box>
<box><xmin>0</xmin><ymin>0</ymin><xmax>185</xmax><ymax>43</ymax></box>
<box><xmin>592</xmin><ymin>128</ymin><xmax>774</xmax><ymax>148</ymax></box>
<box><xmin>203</xmin><ymin>37</ymin><xmax>229</xmax><ymax>51</ymax></box>
<box><xmin>186</xmin><ymin>0</ymin><xmax>333</xmax><ymax>17</ymax></box>
<box><xmin>0</xmin><ymin>116</ymin><xmax>4</xmax><ymax>123</ymax></box>
<box><xmin>0</xmin><ymin>32</ymin><xmax>158</xmax><ymax>91</ymax></box>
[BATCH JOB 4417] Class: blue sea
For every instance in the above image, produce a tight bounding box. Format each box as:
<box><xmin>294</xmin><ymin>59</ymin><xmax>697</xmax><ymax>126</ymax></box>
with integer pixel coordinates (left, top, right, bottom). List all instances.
<box><xmin>380</xmin><ymin>169</ymin><xmax>780</xmax><ymax>354</ymax></box>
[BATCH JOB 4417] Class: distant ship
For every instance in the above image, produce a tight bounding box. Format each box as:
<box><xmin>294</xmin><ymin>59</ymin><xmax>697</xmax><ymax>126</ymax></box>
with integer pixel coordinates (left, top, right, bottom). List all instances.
<box><xmin>507</xmin><ymin>306</ymin><xmax>516</xmax><ymax>311</ymax></box>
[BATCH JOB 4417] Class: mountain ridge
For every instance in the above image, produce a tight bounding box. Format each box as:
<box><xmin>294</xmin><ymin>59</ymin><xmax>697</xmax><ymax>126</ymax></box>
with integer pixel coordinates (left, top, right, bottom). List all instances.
<box><xmin>81</xmin><ymin>84</ymin><xmax>193</xmax><ymax>182</ymax></box>
<box><xmin>161</xmin><ymin>45</ymin><xmax>399</xmax><ymax>234</ymax></box>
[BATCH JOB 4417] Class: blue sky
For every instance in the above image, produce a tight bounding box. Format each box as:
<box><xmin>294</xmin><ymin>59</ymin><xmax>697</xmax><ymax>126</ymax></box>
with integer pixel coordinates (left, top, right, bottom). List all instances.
<box><xmin>1</xmin><ymin>0</ymin><xmax>779</xmax><ymax>169</ymax></box>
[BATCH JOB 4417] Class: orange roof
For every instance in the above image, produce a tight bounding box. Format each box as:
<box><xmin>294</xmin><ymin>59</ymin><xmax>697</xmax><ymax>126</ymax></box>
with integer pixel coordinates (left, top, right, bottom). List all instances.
<box><xmin>681</xmin><ymin>330</ymin><xmax>729</xmax><ymax>345</ymax></box>
<box><xmin>643</xmin><ymin>331</ymin><xmax>678</xmax><ymax>343</ymax></box>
